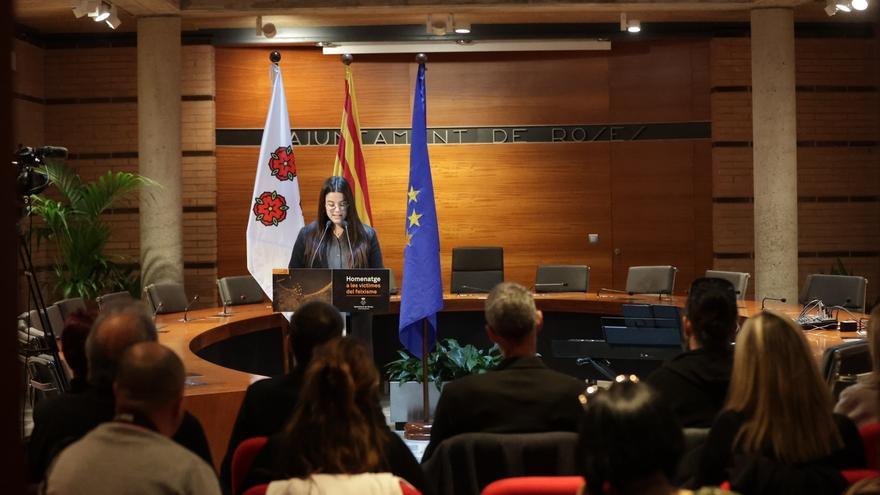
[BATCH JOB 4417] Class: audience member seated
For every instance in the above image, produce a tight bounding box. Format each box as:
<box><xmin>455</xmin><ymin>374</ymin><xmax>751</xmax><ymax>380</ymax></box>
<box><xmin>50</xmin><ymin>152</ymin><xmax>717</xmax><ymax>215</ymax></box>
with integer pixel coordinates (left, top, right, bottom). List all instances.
<box><xmin>647</xmin><ymin>277</ymin><xmax>738</xmax><ymax>428</ymax></box>
<box><xmin>220</xmin><ymin>300</ymin><xmax>344</xmax><ymax>490</ymax></box>
<box><xmin>59</xmin><ymin>309</ymin><xmax>95</xmax><ymax>394</ymax></box>
<box><xmin>695</xmin><ymin>311</ymin><xmax>866</xmax><ymax>494</ymax></box>
<box><xmin>240</xmin><ymin>338</ymin><xmax>429</xmax><ymax>495</ymax></box>
<box><xmin>45</xmin><ymin>342</ymin><xmax>220</xmax><ymax>495</ymax></box>
<box><xmin>578</xmin><ymin>376</ymin><xmax>733</xmax><ymax>495</ymax></box>
<box><xmin>27</xmin><ymin>301</ymin><xmax>212</xmax><ymax>482</ymax></box>
<box><xmin>836</xmin><ymin>306</ymin><xmax>880</xmax><ymax>427</ymax></box>
<box><xmin>422</xmin><ymin>282</ymin><xmax>584</xmax><ymax>461</ymax></box>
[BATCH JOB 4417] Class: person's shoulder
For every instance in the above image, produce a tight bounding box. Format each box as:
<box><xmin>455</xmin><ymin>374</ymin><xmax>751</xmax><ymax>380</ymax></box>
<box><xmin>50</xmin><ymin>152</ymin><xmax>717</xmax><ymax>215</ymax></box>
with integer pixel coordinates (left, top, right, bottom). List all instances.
<box><xmin>362</xmin><ymin>223</ymin><xmax>377</xmax><ymax>237</ymax></box>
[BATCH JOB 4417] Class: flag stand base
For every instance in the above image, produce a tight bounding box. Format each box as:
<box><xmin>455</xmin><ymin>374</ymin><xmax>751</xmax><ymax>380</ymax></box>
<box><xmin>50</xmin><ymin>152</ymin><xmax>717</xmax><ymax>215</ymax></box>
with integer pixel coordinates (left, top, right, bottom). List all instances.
<box><xmin>403</xmin><ymin>421</ymin><xmax>432</xmax><ymax>440</ymax></box>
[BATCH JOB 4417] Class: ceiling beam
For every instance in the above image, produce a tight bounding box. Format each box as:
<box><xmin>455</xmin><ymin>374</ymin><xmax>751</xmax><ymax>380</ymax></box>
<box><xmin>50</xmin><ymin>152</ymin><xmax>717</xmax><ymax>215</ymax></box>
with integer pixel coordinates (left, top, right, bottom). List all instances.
<box><xmin>115</xmin><ymin>0</ymin><xmax>180</xmax><ymax>16</ymax></box>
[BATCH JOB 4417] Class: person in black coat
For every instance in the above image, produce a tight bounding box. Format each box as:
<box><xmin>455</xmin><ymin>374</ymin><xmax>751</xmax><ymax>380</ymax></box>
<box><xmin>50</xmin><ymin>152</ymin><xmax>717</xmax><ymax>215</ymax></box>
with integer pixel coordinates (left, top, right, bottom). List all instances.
<box><xmin>422</xmin><ymin>282</ymin><xmax>585</xmax><ymax>462</ymax></box>
<box><xmin>647</xmin><ymin>277</ymin><xmax>739</xmax><ymax>428</ymax></box>
<box><xmin>239</xmin><ymin>338</ymin><xmax>430</xmax><ymax>495</ymax></box>
<box><xmin>219</xmin><ymin>300</ymin><xmax>344</xmax><ymax>492</ymax></box>
<box><xmin>288</xmin><ymin>176</ymin><xmax>383</xmax><ymax>354</ymax></box>
<box><xmin>27</xmin><ymin>302</ymin><xmax>212</xmax><ymax>482</ymax></box>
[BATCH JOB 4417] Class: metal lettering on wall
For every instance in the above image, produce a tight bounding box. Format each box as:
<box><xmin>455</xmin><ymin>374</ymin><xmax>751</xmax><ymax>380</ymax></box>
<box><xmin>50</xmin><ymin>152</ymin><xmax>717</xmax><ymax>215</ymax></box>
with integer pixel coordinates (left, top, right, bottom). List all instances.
<box><xmin>216</xmin><ymin>122</ymin><xmax>710</xmax><ymax>147</ymax></box>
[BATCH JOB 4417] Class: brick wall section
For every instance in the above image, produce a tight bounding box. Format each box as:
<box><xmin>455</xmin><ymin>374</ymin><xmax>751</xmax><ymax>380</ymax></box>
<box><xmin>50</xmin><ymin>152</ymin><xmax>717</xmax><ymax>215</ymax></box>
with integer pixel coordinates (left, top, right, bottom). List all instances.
<box><xmin>711</xmin><ymin>36</ymin><xmax>880</xmax><ymax>305</ymax></box>
<box><xmin>19</xmin><ymin>43</ymin><xmax>219</xmax><ymax>310</ymax></box>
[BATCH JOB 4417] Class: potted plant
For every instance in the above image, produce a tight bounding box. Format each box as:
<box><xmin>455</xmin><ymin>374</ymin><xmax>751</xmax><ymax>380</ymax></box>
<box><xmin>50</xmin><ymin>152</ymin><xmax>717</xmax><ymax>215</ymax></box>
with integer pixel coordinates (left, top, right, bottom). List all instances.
<box><xmin>28</xmin><ymin>160</ymin><xmax>157</xmax><ymax>302</ymax></box>
<box><xmin>385</xmin><ymin>338</ymin><xmax>501</xmax><ymax>423</ymax></box>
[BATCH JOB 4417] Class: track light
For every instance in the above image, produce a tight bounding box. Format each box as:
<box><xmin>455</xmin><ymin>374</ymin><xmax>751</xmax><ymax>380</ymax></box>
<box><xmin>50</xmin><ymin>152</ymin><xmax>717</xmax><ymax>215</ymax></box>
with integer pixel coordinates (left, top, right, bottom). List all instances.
<box><xmin>453</xmin><ymin>20</ymin><xmax>471</xmax><ymax>34</ymax></box>
<box><xmin>825</xmin><ymin>0</ymin><xmax>839</xmax><ymax>15</ymax></box>
<box><xmin>852</xmin><ymin>0</ymin><xmax>869</xmax><ymax>10</ymax></box>
<box><xmin>427</xmin><ymin>14</ymin><xmax>452</xmax><ymax>36</ymax></box>
<box><xmin>620</xmin><ymin>13</ymin><xmax>641</xmax><ymax>34</ymax></box>
<box><xmin>71</xmin><ymin>0</ymin><xmax>91</xmax><ymax>18</ymax></box>
<box><xmin>93</xmin><ymin>2</ymin><xmax>111</xmax><ymax>22</ymax></box>
<box><xmin>105</xmin><ymin>4</ymin><xmax>120</xmax><ymax>29</ymax></box>
<box><xmin>256</xmin><ymin>16</ymin><xmax>277</xmax><ymax>38</ymax></box>
<box><xmin>836</xmin><ymin>1</ymin><xmax>852</xmax><ymax>12</ymax></box>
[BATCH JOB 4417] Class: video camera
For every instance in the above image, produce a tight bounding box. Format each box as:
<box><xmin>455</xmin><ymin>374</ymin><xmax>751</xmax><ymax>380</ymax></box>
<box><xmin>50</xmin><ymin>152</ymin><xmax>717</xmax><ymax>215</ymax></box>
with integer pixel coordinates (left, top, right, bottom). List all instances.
<box><xmin>12</xmin><ymin>145</ymin><xmax>68</xmax><ymax>196</ymax></box>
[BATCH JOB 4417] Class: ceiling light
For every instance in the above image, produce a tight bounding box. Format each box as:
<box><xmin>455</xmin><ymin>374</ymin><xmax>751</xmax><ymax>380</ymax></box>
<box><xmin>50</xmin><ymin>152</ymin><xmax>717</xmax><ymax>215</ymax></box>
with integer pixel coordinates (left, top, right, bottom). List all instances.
<box><xmin>427</xmin><ymin>14</ymin><xmax>451</xmax><ymax>36</ymax></box>
<box><xmin>93</xmin><ymin>2</ymin><xmax>111</xmax><ymax>22</ymax></box>
<box><xmin>256</xmin><ymin>16</ymin><xmax>277</xmax><ymax>38</ymax></box>
<box><xmin>836</xmin><ymin>1</ymin><xmax>852</xmax><ymax>12</ymax></box>
<box><xmin>627</xmin><ymin>20</ymin><xmax>641</xmax><ymax>33</ymax></box>
<box><xmin>825</xmin><ymin>0</ymin><xmax>839</xmax><ymax>15</ymax></box>
<box><xmin>453</xmin><ymin>16</ymin><xmax>471</xmax><ymax>34</ymax></box>
<box><xmin>105</xmin><ymin>4</ymin><xmax>120</xmax><ymax>29</ymax></box>
<box><xmin>851</xmin><ymin>0</ymin><xmax>869</xmax><ymax>10</ymax></box>
<box><xmin>71</xmin><ymin>0</ymin><xmax>90</xmax><ymax>18</ymax></box>
<box><xmin>84</xmin><ymin>0</ymin><xmax>101</xmax><ymax>18</ymax></box>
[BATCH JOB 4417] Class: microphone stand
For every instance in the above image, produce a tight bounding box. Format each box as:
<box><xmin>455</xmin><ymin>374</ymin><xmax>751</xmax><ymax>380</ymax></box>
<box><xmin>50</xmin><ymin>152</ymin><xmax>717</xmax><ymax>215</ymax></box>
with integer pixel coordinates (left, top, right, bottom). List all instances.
<box><xmin>343</xmin><ymin>221</ymin><xmax>356</xmax><ymax>268</ymax></box>
<box><xmin>308</xmin><ymin>220</ymin><xmax>332</xmax><ymax>268</ymax></box>
<box><xmin>180</xmin><ymin>295</ymin><xmax>200</xmax><ymax>322</ymax></box>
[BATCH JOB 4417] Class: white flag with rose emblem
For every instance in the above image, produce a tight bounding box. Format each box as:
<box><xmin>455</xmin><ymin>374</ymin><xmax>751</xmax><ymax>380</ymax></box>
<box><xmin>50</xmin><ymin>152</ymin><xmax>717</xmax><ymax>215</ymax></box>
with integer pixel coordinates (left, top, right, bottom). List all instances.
<box><xmin>246</xmin><ymin>62</ymin><xmax>305</xmax><ymax>300</ymax></box>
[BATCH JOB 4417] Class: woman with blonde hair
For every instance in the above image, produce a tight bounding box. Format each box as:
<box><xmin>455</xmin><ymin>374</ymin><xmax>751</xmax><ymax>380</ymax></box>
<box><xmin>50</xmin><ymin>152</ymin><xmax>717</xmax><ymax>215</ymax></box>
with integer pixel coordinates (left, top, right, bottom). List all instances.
<box><xmin>695</xmin><ymin>311</ymin><xmax>865</xmax><ymax>493</ymax></box>
<box><xmin>835</xmin><ymin>305</ymin><xmax>880</xmax><ymax>426</ymax></box>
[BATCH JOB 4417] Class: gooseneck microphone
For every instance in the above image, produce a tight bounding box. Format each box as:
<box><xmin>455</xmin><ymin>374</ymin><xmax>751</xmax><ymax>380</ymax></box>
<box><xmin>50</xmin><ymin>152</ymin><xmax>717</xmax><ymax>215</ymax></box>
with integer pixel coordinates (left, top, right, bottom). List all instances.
<box><xmin>308</xmin><ymin>220</ymin><xmax>333</xmax><ymax>268</ymax></box>
<box><xmin>182</xmin><ymin>294</ymin><xmax>200</xmax><ymax>322</ymax></box>
<box><xmin>458</xmin><ymin>284</ymin><xmax>491</xmax><ymax>294</ymax></box>
<box><xmin>534</xmin><ymin>282</ymin><xmax>568</xmax><ymax>289</ymax></box>
<box><xmin>761</xmin><ymin>296</ymin><xmax>787</xmax><ymax>310</ymax></box>
<box><xmin>342</xmin><ymin>220</ymin><xmax>356</xmax><ymax>268</ymax></box>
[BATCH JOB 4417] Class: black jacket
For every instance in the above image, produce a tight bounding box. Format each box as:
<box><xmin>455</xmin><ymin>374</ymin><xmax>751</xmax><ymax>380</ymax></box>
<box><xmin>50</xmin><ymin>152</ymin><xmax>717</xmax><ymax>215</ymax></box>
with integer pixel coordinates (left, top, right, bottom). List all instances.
<box><xmin>288</xmin><ymin>221</ymin><xmax>383</xmax><ymax>269</ymax></box>
<box><xmin>422</xmin><ymin>356</ymin><xmax>585</xmax><ymax>462</ymax></box>
<box><xmin>220</xmin><ymin>370</ymin><xmax>305</xmax><ymax>492</ymax></box>
<box><xmin>27</xmin><ymin>384</ymin><xmax>213</xmax><ymax>482</ymax></box>
<box><xmin>646</xmin><ymin>347</ymin><xmax>733</xmax><ymax>428</ymax></box>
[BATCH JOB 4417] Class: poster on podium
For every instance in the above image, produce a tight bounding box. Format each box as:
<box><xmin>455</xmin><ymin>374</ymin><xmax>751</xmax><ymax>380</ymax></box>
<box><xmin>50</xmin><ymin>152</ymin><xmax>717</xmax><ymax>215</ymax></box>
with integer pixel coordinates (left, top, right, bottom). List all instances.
<box><xmin>272</xmin><ymin>268</ymin><xmax>390</xmax><ymax>313</ymax></box>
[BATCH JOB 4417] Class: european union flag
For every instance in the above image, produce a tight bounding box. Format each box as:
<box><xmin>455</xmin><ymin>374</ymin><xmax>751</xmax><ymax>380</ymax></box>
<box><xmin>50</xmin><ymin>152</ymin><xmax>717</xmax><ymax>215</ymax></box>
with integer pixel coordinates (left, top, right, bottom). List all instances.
<box><xmin>399</xmin><ymin>63</ymin><xmax>444</xmax><ymax>358</ymax></box>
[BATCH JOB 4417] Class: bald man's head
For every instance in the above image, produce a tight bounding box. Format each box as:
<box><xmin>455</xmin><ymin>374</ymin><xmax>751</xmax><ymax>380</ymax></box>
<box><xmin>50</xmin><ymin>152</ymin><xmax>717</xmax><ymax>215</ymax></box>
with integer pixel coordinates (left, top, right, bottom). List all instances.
<box><xmin>114</xmin><ymin>342</ymin><xmax>185</xmax><ymax>416</ymax></box>
<box><xmin>86</xmin><ymin>301</ymin><xmax>157</xmax><ymax>389</ymax></box>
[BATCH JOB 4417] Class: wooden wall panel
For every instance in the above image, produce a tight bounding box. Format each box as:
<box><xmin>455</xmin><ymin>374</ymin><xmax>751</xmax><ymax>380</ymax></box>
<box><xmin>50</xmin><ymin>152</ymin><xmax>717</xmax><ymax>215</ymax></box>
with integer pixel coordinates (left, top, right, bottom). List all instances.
<box><xmin>609</xmin><ymin>40</ymin><xmax>710</xmax><ymax>123</ymax></box>
<box><xmin>610</xmin><ymin>140</ymin><xmax>712</xmax><ymax>292</ymax></box>
<box><xmin>217</xmin><ymin>42</ymin><xmax>711</xmax><ymax>297</ymax></box>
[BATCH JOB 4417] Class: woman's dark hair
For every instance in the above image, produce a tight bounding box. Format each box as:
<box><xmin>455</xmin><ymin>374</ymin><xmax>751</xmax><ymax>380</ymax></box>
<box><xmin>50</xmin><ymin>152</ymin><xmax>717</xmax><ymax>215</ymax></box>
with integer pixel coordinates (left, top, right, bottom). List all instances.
<box><xmin>578</xmin><ymin>380</ymin><xmax>685</xmax><ymax>495</ymax></box>
<box><xmin>61</xmin><ymin>309</ymin><xmax>95</xmax><ymax>379</ymax></box>
<box><xmin>277</xmin><ymin>338</ymin><xmax>387</xmax><ymax>476</ymax></box>
<box><xmin>303</xmin><ymin>176</ymin><xmax>370</xmax><ymax>267</ymax></box>
<box><xmin>685</xmin><ymin>277</ymin><xmax>739</xmax><ymax>351</ymax></box>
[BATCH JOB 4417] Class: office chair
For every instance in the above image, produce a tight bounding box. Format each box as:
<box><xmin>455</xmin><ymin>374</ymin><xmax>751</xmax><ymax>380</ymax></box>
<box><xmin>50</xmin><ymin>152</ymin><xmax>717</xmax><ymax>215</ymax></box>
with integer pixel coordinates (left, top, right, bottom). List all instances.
<box><xmin>625</xmin><ymin>266</ymin><xmax>678</xmax><ymax>295</ymax></box>
<box><xmin>535</xmin><ymin>265</ymin><xmax>590</xmax><ymax>293</ymax></box>
<box><xmin>231</xmin><ymin>436</ymin><xmax>268</xmax><ymax>495</ymax></box>
<box><xmin>96</xmin><ymin>291</ymin><xmax>133</xmax><ymax>310</ymax></box>
<box><xmin>451</xmin><ymin>246</ymin><xmax>504</xmax><ymax>294</ymax></box>
<box><xmin>144</xmin><ymin>282</ymin><xmax>189</xmax><ymax>314</ymax></box>
<box><xmin>217</xmin><ymin>275</ymin><xmax>265</xmax><ymax>306</ymax></box>
<box><xmin>821</xmin><ymin>340</ymin><xmax>872</xmax><ymax>400</ymax></box>
<box><xmin>54</xmin><ymin>297</ymin><xmax>87</xmax><ymax>322</ymax></box>
<box><xmin>705</xmin><ymin>270</ymin><xmax>750</xmax><ymax>300</ymax></box>
<box><xmin>800</xmin><ymin>274</ymin><xmax>868</xmax><ymax>312</ymax></box>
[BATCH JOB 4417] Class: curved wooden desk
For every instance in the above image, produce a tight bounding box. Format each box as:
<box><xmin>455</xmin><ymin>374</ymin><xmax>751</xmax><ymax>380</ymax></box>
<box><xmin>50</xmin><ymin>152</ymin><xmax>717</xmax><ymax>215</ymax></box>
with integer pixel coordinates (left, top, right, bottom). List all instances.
<box><xmin>159</xmin><ymin>293</ymin><xmax>864</xmax><ymax>470</ymax></box>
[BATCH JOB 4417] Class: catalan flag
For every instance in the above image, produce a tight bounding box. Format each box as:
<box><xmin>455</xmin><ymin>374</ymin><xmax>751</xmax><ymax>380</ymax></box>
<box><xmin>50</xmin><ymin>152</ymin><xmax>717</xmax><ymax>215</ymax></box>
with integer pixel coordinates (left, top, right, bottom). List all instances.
<box><xmin>332</xmin><ymin>64</ymin><xmax>373</xmax><ymax>226</ymax></box>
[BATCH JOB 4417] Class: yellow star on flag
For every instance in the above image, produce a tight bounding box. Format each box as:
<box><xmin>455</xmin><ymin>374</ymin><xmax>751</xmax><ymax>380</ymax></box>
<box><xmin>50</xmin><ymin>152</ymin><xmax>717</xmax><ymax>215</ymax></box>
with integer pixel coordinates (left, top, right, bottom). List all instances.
<box><xmin>407</xmin><ymin>186</ymin><xmax>420</xmax><ymax>203</ymax></box>
<box><xmin>408</xmin><ymin>210</ymin><xmax>423</xmax><ymax>228</ymax></box>
<box><xmin>405</xmin><ymin>232</ymin><xmax>413</xmax><ymax>247</ymax></box>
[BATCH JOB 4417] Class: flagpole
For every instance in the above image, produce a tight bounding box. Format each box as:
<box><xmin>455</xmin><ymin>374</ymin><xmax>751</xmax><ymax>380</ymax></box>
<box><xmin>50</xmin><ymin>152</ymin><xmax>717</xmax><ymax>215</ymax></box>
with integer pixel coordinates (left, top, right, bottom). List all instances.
<box><xmin>421</xmin><ymin>318</ymin><xmax>430</xmax><ymax>422</ymax></box>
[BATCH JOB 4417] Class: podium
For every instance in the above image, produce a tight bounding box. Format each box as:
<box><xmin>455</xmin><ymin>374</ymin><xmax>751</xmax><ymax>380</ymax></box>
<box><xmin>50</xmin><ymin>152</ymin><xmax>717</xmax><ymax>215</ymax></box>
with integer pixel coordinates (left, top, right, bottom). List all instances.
<box><xmin>271</xmin><ymin>268</ymin><xmax>391</xmax><ymax>313</ymax></box>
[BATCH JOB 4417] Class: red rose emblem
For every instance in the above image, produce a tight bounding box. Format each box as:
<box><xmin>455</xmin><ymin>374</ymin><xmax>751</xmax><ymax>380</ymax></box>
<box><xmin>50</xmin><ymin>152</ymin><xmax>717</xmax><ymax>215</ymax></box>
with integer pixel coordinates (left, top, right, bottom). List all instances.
<box><xmin>253</xmin><ymin>191</ymin><xmax>289</xmax><ymax>226</ymax></box>
<box><xmin>268</xmin><ymin>145</ymin><xmax>296</xmax><ymax>181</ymax></box>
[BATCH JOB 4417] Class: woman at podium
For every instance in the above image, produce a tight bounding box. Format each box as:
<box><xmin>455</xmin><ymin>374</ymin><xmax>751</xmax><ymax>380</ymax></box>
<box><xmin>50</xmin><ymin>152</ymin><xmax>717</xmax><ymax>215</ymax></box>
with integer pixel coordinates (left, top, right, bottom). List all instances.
<box><xmin>288</xmin><ymin>176</ymin><xmax>383</xmax><ymax>353</ymax></box>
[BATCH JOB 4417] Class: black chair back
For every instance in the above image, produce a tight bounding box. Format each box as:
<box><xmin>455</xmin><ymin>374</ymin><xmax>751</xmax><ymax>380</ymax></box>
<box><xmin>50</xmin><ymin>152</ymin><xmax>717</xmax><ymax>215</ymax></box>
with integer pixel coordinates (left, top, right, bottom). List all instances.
<box><xmin>451</xmin><ymin>247</ymin><xmax>504</xmax><ymax>294</ymax></box>
<box><xmin>535</xmin><ymin>265</ymin><xmax>590</xmax><ymax>293</ymax></box>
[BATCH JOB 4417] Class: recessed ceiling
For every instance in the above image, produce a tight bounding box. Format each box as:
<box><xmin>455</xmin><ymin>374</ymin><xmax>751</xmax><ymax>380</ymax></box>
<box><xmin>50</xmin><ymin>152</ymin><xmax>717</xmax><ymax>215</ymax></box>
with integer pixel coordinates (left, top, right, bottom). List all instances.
<box><xmin>13</xmin><ymin>0</ymin><xmax>876</xmax><ymax>35</ymax></box>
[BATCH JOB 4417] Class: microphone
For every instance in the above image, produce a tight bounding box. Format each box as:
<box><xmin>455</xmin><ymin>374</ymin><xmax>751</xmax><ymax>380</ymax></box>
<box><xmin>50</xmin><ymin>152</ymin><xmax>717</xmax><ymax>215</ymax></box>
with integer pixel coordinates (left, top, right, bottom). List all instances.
<box><xmin>458</xmin><ymin>284</ymin><xmax>491</xmax><ymax>294</ymax></box>
<box><xmin>36</xmin><ymin>146</ymin><xmax>69</xmax><ymax>159</ymax></box>
<box><xmin>181</xmin><ymin>294</ymin><xmax>200</xmax><ymax>322</ymax></box>
<box><xmin>152</xmin><ymin>302</ymin><xmax>164</xmax><ymax>323</ymax></box>
<box><xmin>220</xmin><ymin>296</ymin><xmax>231</xmax><ymax>316</ymax></box>
<box><xmin>342</xmin><ymin>220</ymin><xmax>356</xmax><ymax>268</ymax></box>
<box><xmin>534</xmin><ymin>282</ymin><xmax>567</xmax><ymax>292</ymax></box>
<box><xmin>597</xmin><ymin>288</ymin><xmax>627</xmax><ymax>297</ymax></box>
<box><xmin>761</xmin><ymin>296</ymin><xmax>787</xmax><ymax>310</ymax></box>
<box><xmin>308</xmin><ymin>220</ymin><xmax>332</xmax><ymax>268</ymax></box>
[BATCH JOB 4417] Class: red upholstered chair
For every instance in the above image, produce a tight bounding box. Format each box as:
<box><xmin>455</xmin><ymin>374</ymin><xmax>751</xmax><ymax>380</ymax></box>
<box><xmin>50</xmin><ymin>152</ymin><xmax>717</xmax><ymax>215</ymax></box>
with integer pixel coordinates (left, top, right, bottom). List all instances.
<box><xmin>400</xmin><ymin>480</ymin><xmax>423</xmax><ymax>495</ymax></box>
<box><xmin>842</xmin><ymin>469</ymin><xmax>880</xmax><ymax>485</ymax></box>
<box><xmin>231</xmin><ymin>436</ymin><xmax>269</xmax><ymax>495</ymax></box>
<box><xmin>481</xmin><ymin>476</ymin><xmax>585</xmax><ymax>495</ymax></box>
<box><xmin>242</xmin><ymin>484</ymin><xmax>268</xmax><ymax>495</ymax></box>
<box><xmin>860</xmin><ymin>423</ymin><xmax>880</xmax><ymax>470</ymax></box>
